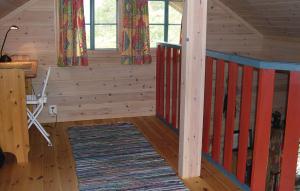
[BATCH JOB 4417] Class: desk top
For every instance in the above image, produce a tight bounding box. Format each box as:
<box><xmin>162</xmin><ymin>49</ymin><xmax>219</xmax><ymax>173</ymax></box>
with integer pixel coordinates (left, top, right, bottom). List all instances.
<box><xmin>0</xmin><ymin>60</ymin><xmax>38</xmax><ymax>78</ymax></box>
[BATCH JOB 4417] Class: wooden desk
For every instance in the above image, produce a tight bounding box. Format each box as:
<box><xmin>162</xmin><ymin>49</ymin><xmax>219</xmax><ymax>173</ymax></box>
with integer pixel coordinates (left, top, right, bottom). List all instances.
<box><xmin>0</xmin><ymin>60</ymin><xmax>38</xmax><ymax>78</ymax></box>
<box><xmin>0</xmin><ymin>61</ymin><xmax>37</xmax><ymax>163</ymax></box>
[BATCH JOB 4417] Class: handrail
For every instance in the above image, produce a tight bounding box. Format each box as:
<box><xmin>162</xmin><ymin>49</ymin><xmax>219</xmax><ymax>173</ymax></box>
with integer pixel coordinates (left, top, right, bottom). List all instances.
<box><xmin>157</xmin><ymin>42</ymin><xmax>300</xmax><ymax>72</ymax></box>
<box><xmin>157</xmin><ymin>42</ymin><xmax>181</xmax><ymax>49</ymax></box>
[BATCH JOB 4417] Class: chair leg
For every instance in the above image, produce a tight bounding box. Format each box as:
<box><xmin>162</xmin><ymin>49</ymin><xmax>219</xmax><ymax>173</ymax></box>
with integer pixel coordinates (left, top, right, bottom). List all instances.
<box><xmin>27</xmin><ymin>105</ymin><xmax>43</xmax><ymax>129</ymax></box>
<box><xmin>27</xmin><ymin>108</ymin><xmax>52</xmax><ymax>146</ymax></box>
<box><xmin>27</xmin><ymin>108</ymin><xmax>50</xmax><ymax>137</ymax></box>
<box><xmin>33</xmin><ymin>121</ymin><xmax>53</xmax><ymax>146</ymax></box>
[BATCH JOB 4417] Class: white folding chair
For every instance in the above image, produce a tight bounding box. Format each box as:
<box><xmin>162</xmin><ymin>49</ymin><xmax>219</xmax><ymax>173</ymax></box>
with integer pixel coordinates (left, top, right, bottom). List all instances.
<box><xmin>27</xmin><ymin>67</ymin><xmax>52</xmax><ymax>146</ymax></box>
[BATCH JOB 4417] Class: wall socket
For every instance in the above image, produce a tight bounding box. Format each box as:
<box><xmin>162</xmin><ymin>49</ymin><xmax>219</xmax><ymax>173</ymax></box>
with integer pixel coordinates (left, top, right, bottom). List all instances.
<box><xmin>49</xmin><ymin>105</ymin><xmax>58</xmax><ymax>115</ymax></box>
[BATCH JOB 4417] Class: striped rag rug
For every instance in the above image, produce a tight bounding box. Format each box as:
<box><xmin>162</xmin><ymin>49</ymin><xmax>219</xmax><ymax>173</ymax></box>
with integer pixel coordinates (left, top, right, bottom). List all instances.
<box><xmin>68</xmin><ymin>123</ymin><xmax>188</xmax><ymax>191</ymax></box>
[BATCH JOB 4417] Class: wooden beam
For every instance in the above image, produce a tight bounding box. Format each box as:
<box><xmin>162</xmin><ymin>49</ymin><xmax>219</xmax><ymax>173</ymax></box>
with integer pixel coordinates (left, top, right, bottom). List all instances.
<box><xmin>178</xmin><ymin>0</ymin><xmax>208</xmax><ymax>178</ymax></box>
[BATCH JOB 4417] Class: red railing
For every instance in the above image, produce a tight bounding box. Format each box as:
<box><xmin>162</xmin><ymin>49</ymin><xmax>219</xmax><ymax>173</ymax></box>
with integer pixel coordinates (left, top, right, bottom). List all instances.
<box><xmin>156</xmin><ymin>43</ymin><xmax>181</xmax><ymax>130</ymax></box>
<box><xmin>156</xmin><ymin>42</ymin><xmax>300</xmax><ymax>191</ymax></box>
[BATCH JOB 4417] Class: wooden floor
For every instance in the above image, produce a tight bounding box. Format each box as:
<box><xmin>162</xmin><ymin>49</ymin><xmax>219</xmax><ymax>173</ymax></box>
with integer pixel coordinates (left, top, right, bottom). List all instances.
<box><xmin>0</xmin><ymin>116</ymin><xmax>240</xmax><ymax>191</ymax></box>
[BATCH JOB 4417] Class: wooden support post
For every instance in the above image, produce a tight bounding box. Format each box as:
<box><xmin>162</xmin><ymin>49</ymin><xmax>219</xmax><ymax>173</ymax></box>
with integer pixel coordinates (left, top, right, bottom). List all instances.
<box><xmin>179</xmin><ymin>0</ymin><xmax>208</xmax><ymax>178</ymax></box>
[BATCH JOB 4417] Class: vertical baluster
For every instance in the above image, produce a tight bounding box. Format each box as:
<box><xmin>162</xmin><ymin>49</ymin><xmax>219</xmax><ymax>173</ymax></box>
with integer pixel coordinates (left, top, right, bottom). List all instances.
<box><xmin>278</xmin><ymin>72</ymin><xmax>300</xmax><ymax>191</ymax></box>
<box><xmin>223</xmin><ymin>62</ymin><xmax>238</xmax><ymax>171</ymax></box>
<box><xmin>202</xmin><ymin>57</ymin><xmax>213</xmax><ymax>153</ymax></box>
<box><xmin>156</xmin><ymin>45</ymin><xmax>161</xmax><ymax>117</ymax></box>
<box><xmin>251</xmin><ymin>69</ymin><xmax>275</xmax><ymax>191</ymax></box>
<box><xmin>178</xmin><ymin>49</ymin><xmax>182</xmax><ymax>129</ymax></box>
<box><xmin>212</xmin><ymin>60</ymin><xmax>225</xmax><ymax>162</ymax></box>
<box><xmin>166</xmin><ymin>47</ymin><xmax>172</xmax><ymax>124</ymax></box>
<box><xmin>236</xmin><ymin>66</ymin><xmax>253</xmax><ymax>182</ymax></box>
<box><xmin>159</xmin><ymin>47</ymin><xmax>166</xmax><ymax>118</ymax></box>
<box><xmin>172</xmin><ymin>48</ymin><xmax>179</xmax><ymax>129</ymax></box>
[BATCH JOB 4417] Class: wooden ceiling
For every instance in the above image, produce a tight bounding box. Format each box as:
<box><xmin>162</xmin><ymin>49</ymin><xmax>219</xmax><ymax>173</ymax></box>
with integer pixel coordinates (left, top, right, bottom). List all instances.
<box><xmin>0</xmin><ymin>0</ymin><xmax>30</xmax><ymax>19</ymax></box>
<box><xmin>1</xmin><ymin>0</ymin><xmax>299</xmax><ymax>38</ymax></box>
<box><xmin>218</xmin><ymin>0</ymin><xmax>300</xmax><ymax>38</ymax></box>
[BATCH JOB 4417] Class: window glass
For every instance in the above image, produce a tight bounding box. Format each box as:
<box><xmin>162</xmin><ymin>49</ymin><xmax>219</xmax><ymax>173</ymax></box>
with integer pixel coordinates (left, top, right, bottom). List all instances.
<box><xmin>169</xmin><ymin>4</ymin><xmax>182</xmax><ymax>24</ymax></box>
<box><xmin>168</xmin><ymin>25</ymin><xmax>181</xmax><ymax>44</ymax></box>
<box><xmin>95</xmin><ymin>0</ymin><xmax>116</xmax><ymax>24</ymax></box>
<box><xmin>150</xmin><ymin>25</ymin><xmax>164</xmax><ymax>47</ymax></box>
<box><xmin>149</xmin><ymin>1</ymin><xmax>165</xmax><ymax>24</ymax></box>
<box><xmin>84</xmin><ymin>0</ymin><xmax>90</xmax><ymax>24</ymax></box>
<box><xmin>85</xmin><ymin>25</ymin><xmax>91</xmax><ymax>49</ymax></box>
<box><xmin>84</xmin><ymin>0</ymin><xmax>117</xmax><ymax>49</ymax></box>
<box><xmin>95</xmin><ymin>25</ymin><xmax>117</xmax><ymax>49</ymax></box>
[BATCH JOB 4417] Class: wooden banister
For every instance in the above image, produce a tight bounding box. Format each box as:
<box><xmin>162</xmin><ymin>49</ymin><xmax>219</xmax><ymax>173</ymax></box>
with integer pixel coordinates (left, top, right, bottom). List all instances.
<box><xmin>156</xmin><ymin>42</ymin><xmax>300</xmax><ymax>190</ymax></box>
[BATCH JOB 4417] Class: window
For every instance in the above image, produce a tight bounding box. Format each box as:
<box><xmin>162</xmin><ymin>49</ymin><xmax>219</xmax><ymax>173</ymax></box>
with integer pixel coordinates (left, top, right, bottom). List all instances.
<box><xmin>84</xmin><ymin>0</ymin><xmax>182</xmax><ymax>49</ymax></box>
<box><xmin>84</xmin><ymin>0</ymin><xmax>117</xmax><ymax>49</ymax></box>
<box><xmin>148</xmin><ymin>0</ymin><xmax>182</xmax><ymax>47</ymax></box>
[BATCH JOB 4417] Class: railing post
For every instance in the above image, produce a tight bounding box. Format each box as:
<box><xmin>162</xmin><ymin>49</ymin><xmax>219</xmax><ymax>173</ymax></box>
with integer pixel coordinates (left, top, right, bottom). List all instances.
<box><xmin>202</xmin><ymin>57</ymin><xmax>213</xmax><ymax>153</ymax></box>
<box><xmin>165</xmin><ymin>47</ymin><xmax>172</xmax><ymax>124</ymax></box>
<box><xmin>278</xmin><ymin>72</ymin><xmax>300</xmax><ymax>191</ymax></box>
<box><xmin>212</xmin><ymin>59</ymin><xmax>225</xmax><ymax>162</ymax></box>
<box><xmin>171</xmin><ymin>48</ymin><xmax>179</xmax><ymax>129</ymax></box>
<box><xmin>159</xmin><ymin>46</ymin><xmax>166</xmax><ymax>119</ymax></box>
<box><xmin>177</xmin><ymin>49</ymin><xmax>182</xmax><ymax>130</ymax></box>
<box><xmin>237</xmin><ymin>66</ymin><xmax>253</xmax><ymax>182</ymax></box>
<box><xmin>223</xmin><ymin>62</ymin><xmax>238</xmax><ymax>171</ymax></box>
<box><xmin>156</xmin><ymin>45</ymin><xmax>161</xmax><ymax>117</ymax></box>
<box><xmin>251</xmin><ymin>69</ymin><xmax>275</xmax><ymax>191</ymax></box>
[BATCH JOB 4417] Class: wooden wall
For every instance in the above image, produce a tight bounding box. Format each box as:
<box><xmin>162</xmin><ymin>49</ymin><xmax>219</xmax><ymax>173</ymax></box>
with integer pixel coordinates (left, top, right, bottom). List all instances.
<box><xmin>1</xmin><ymin>0</ymin><xmax>293</xmax><ymax>123</ymax></box>
<box><xmin>0</xmin><ymin>0</ymin><xmax>30</xmax><ymax>19</ymax></box>
<box><xmin>261</xmin><ymin>36</ymin><xmax>300</xmax><ymax>62</ymax></box>
<box><xmin>218</xmin><ymin>0</ymin><xmax>300</xmax><ymax>38</ymax></box>
<box><xmin>206</xmin><ymin>0</ymin><xmax>263</xmax><ymax>58</ymax></box>
<box><xmin>0</xmin><ymin>0</ymin><xmax>156</xmax><ymax>123</ymax></box>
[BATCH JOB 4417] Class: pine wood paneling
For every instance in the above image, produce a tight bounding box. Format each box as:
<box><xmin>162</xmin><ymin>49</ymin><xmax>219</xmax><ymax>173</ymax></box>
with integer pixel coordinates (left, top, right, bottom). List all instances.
<box><xmin>218</xmin><ymin>0</ymin><xmax>300</xmax><ymax>38</ymax></box>
<box><xmin>0</xmin><ymin>0</ymin><xmax>295</xmax><ymax>124</ymax></box>
<box><xmin>206</xmin><ymin>0</ymin><xmax>263</xmax><ymax>58</ymax></box>
<box><xmin>261</xmin><ymin>36</ymin><xmax>300</xmax><ymax>62</ymax></box>
<box><xmin>0</xmin><ymin>0</ymin><xmax>30</xmax><ymax>19</ymax></box>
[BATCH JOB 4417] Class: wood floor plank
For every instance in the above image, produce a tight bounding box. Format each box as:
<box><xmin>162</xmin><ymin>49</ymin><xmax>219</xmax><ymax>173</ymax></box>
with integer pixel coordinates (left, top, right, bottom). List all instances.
<box><xmin>0</xmin><ymin>116</ymin><xmax>239</xmax><ymax>191</ymax></box>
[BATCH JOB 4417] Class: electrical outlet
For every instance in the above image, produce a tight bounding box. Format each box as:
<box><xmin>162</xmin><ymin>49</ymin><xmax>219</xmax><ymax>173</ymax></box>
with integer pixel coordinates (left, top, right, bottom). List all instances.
<box><xmin>49</xmin><ymin>105</ymin><xmax>57</xmax><ymax>115</ymax></box>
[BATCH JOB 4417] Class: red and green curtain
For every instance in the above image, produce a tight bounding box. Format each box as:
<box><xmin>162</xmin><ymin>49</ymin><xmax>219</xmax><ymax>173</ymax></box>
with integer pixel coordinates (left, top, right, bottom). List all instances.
<box><xmin>58</xmin><ymin>0</ymin><xmax>88</xmax><ymax>66</ymax></box>
<box><xmin>119</xmin><ymin>0</ymin><xmax>152</xmax><ymax>65</ymax></box>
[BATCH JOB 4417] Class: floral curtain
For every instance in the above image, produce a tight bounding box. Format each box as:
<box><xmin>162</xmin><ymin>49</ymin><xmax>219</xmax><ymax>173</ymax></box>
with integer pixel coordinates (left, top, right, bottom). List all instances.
<box><xmin>58</xmin><ymin>0</ymin><xmax>88</xmax><ymax>66</ymax></box>
<box><xmin>119</xmin><ymin>0</ymin><xmax>152</xmax><ymax>65</ymax></box>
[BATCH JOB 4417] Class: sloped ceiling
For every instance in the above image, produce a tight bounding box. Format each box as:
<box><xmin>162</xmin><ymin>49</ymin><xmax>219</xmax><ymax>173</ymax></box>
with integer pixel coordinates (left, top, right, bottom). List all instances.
<box><xmin>218</xmin><ymin>0</ymin><xmax>300</xmax><ymax>38</ymax></box>
<box><xmin>170</xmin><ymin>0</ymin><xmax>184</xmax><ymax>13</ymax></box>
<box><xmin>0</xmin><ymin>0</ymin><xmax>30</xmax><ymax>19</ymax></box>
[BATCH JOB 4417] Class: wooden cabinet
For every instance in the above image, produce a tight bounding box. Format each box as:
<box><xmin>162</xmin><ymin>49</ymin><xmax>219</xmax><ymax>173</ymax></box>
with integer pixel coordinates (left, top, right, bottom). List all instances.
<box><xmin>0</xmin><ymin>69</ymin><xmax>30</xmax><ymax>163</ymax></box>
<box><xmin>0</xmin><ymin>61</ymin><xmax>37</xmax><ymax>164</ymax></box>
